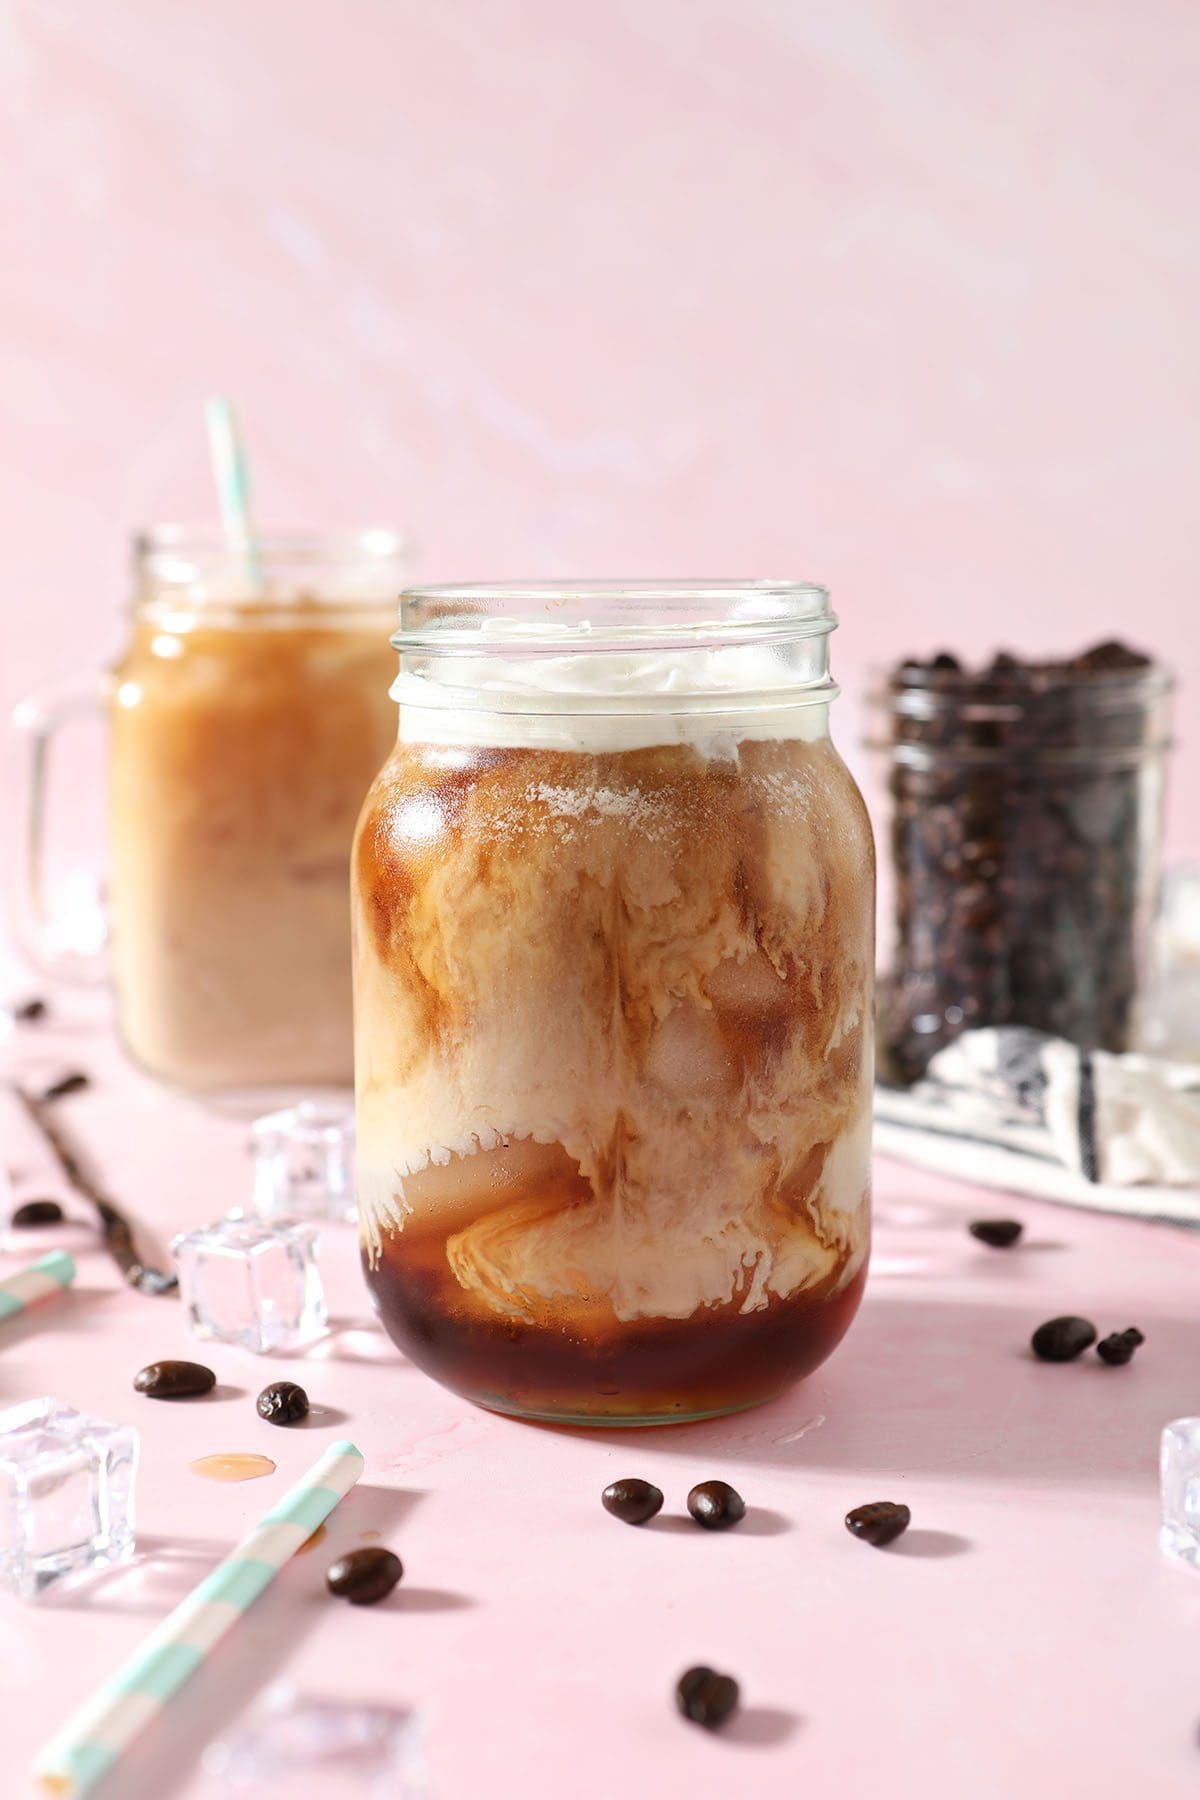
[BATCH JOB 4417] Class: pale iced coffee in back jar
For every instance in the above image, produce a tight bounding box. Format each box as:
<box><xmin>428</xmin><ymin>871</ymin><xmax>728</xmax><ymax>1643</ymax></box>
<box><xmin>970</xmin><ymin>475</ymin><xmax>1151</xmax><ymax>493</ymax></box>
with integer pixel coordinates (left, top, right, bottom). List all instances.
<box><xmin>109</xmin><ymin>529</ymin><xmax>403</xmax><ymax>1091</ymax></box>
<box><xmin>352</xmin><ymin>582</ymin><xmax>875</xmax><ymax>1424</ymax></box>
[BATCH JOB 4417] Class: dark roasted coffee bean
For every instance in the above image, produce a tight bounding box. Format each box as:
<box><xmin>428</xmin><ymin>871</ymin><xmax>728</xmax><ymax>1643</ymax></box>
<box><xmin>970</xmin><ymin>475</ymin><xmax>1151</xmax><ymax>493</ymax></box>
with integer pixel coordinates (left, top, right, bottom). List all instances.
<box><xmin>676</xmin><ymin>1665</ymin><xmax>740</xmax><ymax>1729</ymax></box>
<box><xmin>687</xmin><ymin>1480</ymin><xmax>746</xmax><ymax>1530</ymax></box>
<box><xmin>326</xmin><ymin>1546</ymin><xmax>403</xmax><ymax>1605</ymax></box>
<box><xmin>1030</xmin><ymin>1316</ymin><xmax>1097</xmax><ymax>1362</ymax></box>
<box><xmin>845</xmin><ymin>1500</ymin><xmax>911</xmax><ymax>1546</ymax></box>
<box><xmin>133</xmin><ymin>1359</ymin><xmax>217</xmax><ymax>1399</ymax></box>
<box><xmin>14</xmin><ymin>997</ymin><xmax>47</xmax><ymax>1023</ymax></box>
<box><xmin>1077</xmin><ymin>640</ymin><xmax>1150</xmax><ymax>672</ymax></box>
<box><xmin>968</xmin><ymin>1218</ymin><xmax>1023</xmax><ymax>1248</ymax></box>
<box><xmin>10</xmin><ymin>1199</ymin><xmax>65</xmax><ymax>1227</ymax></box>
<box><xmin>602</xmin><ymin>1478</ymin><xmax>663</xmax><ymax>1524</ymax></box>
<box><xmin>1096</xmin><ymin>1328</ymin><xmax>1144</xmax><ymax>1366</ymax></box>
<box><xmin>256</xmin><ymin>1380</ymin><xmax>310</xmax><ymax>1424</ymax></box>
<box><xmin>41</xmin><ymin>1071</ymin><xmax>90</xmax><ymax>1101</ymax></box>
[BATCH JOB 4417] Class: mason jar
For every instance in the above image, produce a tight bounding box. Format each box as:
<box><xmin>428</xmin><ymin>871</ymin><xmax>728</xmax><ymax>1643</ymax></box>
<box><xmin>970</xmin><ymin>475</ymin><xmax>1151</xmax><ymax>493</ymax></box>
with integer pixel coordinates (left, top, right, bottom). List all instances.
<box><xmin>13</xmin><ymin>528</ymin><xmax>406</xmax><ymax>1094</ymax></box>
<box><xmin>352</xmin><ymin>581</ymin><xmax>875</xmax><ymax>1425</ymax></box>
<box><xmin>867</xmin><ymin>646</ymin><xmax>1173</xmax><ymax>1084</ymax></box>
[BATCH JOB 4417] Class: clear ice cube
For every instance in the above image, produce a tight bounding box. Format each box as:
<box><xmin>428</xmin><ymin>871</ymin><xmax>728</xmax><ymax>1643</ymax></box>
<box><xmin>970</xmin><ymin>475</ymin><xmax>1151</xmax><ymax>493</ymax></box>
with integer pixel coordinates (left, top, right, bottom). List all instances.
<box><xmin>201</xmin><ymin>1685</ymin><xmax>426</xmax><ymax>1797</ymax></box>
<box><xmin>171</xmin><ymin>1218</ymin><xmax>327</xmax><ymax>1355</ymax></box>
<box><xmin>0</xmin><ymin>1397</ymin><xmax>138</xmax><ymax>1601</ymax></box>
<box><xmin>249</xmin><ymin>1101</ymin><xmax>356</xmax><ymax>1224</ymax></box>
<box><xmin>1161</xmin><ymin>1417</ymin><xmax>1200</xmax><ymax>1571</ymax></box>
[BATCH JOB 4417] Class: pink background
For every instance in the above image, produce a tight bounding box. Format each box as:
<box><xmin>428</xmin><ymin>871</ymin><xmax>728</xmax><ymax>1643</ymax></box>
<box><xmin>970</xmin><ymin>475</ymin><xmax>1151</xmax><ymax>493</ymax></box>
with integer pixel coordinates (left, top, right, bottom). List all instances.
<box><xmin>3</xmin><ymin>0</ymin><xmax>1199</xmax><ymax>844</ymax></box>
<box><xmin>4</xmin><ymin>14</ymin><xmax>1200</xmax><ymax>1792</ymax></box>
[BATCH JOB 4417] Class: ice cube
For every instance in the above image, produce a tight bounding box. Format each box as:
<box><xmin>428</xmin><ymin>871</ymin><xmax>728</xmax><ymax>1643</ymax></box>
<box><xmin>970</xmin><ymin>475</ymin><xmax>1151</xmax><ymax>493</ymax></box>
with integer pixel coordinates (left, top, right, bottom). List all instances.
<box><xmin>399</xmin><ymin>1136</ymin><xmax>581</xmax><ymax>1234</ymax></box>
<box><xmin>249</xmin><ymin>1101</ymin><xmax>356</xmax><ymax>1224</ymax></box>
<box><xmin>645</xmin><ymin>1002</ymin><xmax>737</xmax><ymax>1098</ymax></box>
<box><xmin>171</xmin><ymin>1219</ymin><xmax>327</xmax><ymax>1355</ymax></box>
<box><xmin>704</xmin><ymin>949</ymin><xmax>791</xmax><ymax>1017</ymax></box>
<box><xmin>1161</xmin><ymin>1417</ymin><xmax>1200</xmax><ymax>1571</ymax></box>
<box><xmin>0</xmin><ymin>1398</ymin><xmax>138</xmax><ymax>1601</ymax></box>
<box><xmin>201</xmin><ymin>1684</ymin><xmax>426</xmax><ymax>1797</ymax></box>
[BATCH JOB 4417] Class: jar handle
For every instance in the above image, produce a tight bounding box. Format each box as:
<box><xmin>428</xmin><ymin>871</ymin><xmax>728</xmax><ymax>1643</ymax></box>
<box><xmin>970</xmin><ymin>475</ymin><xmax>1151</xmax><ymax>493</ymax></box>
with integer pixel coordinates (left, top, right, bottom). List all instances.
<box><xmin>9</xmin><ymin>672</ymin><xmax>110</xmax><ymax>983</ymax></box>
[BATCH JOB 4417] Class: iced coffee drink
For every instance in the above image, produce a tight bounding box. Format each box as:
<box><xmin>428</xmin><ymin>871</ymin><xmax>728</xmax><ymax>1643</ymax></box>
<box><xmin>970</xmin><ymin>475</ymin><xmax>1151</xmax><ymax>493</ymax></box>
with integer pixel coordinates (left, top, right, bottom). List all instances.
<box><xmin>108</xmin><ymin>530</ymin><xmax>403</xmax><ymax>1093</ymax></box>
<box><xmin>353</xmin><ymin>582</ymin><xmax>874</xmax><ymax>1423</ymax></box>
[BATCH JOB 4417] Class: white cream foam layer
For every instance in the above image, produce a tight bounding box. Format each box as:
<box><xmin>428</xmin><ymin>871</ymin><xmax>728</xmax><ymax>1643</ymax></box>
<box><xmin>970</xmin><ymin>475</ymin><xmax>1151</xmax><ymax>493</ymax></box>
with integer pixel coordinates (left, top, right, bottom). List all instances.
<box><xmin>393</xmin><ymin>639</ymin><xmax>834</xmax><ymax>752</ymax></box>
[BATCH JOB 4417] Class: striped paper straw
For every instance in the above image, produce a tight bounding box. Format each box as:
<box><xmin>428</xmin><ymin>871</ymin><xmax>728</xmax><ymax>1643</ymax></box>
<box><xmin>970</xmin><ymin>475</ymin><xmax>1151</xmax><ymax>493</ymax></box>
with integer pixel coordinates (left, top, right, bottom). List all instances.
<box><xmin>33</xmin><ymin>1439</ymin><xmax>365</xmax><ymax>1798</ymax></box>
<box><xmin>204</xmin><ymin>394</ymin><xmax>263</xmax><ymax>591</ymax></box>
<box><xmin>0</xmin><ymin>1250</ymin><xmax>76</xmax><ymax>1323</ymax></box>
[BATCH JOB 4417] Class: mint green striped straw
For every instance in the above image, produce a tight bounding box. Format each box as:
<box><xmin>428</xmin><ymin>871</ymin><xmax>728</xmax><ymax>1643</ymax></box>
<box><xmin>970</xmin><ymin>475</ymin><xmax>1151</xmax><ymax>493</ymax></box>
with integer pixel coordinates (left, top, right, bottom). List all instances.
<box><xmin>204</xmin><ymin>394</ymin><xmax>263</xmax><ymax>591</ymax></box>
<box><xmin>0</xmin><ymin>1250</ymin><xmax>76</xmax><ymax>1323</ymax></box>
<box><xmin>33</xmin><ymin>1439</ymin><xmax>365</xmax><ymax>1797</ymax></box>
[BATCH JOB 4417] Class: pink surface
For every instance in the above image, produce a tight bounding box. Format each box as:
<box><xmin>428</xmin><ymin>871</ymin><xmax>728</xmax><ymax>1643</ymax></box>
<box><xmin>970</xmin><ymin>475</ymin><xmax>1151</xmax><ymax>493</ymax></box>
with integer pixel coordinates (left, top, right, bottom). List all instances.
<box><xmin>4</xmin><ymin>7</ymin><xmax>1200</xmax><ymax>1791</ymax></box>
<box><xmin>3</xmin><ymin>2</ymin><xmax>1200</xmax><ymax>851</ymax></box>
<box><xmin>2</xmin><ymin>991</ymin><xmax>1199</xmax><ymax>1798</ymax></box>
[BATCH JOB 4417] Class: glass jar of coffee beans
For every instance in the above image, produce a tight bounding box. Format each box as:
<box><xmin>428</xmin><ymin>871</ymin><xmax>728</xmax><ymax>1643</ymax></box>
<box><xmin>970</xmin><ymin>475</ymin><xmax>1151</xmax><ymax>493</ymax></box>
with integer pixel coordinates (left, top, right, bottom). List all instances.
<box><xmin>868</xmin><ymin>642</ymin><xmax>1173</xmax><ymax>1084</ymax></box>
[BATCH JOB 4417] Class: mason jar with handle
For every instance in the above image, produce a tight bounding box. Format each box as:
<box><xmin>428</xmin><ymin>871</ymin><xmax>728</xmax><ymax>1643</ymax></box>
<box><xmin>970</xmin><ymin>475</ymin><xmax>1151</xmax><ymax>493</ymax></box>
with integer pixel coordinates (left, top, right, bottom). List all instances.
<box><xmin>11</xmin><ymin>527</ymin><xmax>407</xmax><ymax>1095</ymax></box>
<box><xmin>352</xmin><ymin>579</ymin><xmax>875</xmax><ymax>1425</ymax></box>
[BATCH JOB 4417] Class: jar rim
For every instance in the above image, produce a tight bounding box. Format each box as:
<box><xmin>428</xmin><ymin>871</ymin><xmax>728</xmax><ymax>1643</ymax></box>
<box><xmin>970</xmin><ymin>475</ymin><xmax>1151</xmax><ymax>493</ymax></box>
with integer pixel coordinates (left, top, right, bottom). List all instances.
<box><xmin>394</xmin><ymin>579</ymin><xmax>834</xmax><ymax>652</ymax></box>
<box><xmin>862</xmin><ymin>659</ymin><xmax>1173</xmax><ymax>760</ymax></box>
<box><xmin>135</xmin><ymin>524</ymin><xmax>409</xmax><ymax>569</ymax></box>
<box><xmin>132</xmin><ymin>525</ymin><xmax>412</xmax><ymax>619</ymax></box>
<box><xmin>864</xmin><ymin>659</ymin><xmax>1173</xmax><ymax>715</ymax></box>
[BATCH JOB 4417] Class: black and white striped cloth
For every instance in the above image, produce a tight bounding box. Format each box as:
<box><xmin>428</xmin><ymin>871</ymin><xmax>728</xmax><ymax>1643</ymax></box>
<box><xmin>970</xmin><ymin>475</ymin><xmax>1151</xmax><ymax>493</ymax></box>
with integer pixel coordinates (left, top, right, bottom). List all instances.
<box><xmin>875</xmin><ymin>1027</ymin><xmax>1200</xmax><ymax>1224</ymax></box>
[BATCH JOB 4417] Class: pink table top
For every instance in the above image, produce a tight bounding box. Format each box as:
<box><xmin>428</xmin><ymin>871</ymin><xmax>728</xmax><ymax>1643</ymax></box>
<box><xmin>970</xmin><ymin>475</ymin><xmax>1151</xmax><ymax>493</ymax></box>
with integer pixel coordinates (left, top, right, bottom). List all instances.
<box><xmin>3</xmin><ymin>990</ymin><xmax>1199</xmax><ymax>1799</ymax></box>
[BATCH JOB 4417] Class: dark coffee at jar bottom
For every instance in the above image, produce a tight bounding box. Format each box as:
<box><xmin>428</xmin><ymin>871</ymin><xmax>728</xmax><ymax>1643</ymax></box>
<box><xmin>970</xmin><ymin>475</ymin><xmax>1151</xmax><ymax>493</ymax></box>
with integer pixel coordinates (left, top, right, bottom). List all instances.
<box><xmin>365</xmin><ymin>1237</ymin><xmax>867</xmax><ymax>1425</ymax></box>
<box><xmin>876</xmin><ymin>644</ymin><xmax>1169</xmax><ymax>1083</ymax></box>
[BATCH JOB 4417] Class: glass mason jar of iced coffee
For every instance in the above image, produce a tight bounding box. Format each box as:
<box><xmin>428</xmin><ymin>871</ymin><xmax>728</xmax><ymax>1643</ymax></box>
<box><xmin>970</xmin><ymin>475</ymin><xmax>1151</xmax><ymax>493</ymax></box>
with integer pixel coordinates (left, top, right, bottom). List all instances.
<box><xmin>352</xmin><ymin>581</ymin><xmax>875</xmax><ymax>1424</ymax></box>
<box><xmin>15</xmin><ymin>529</ymin><xmax>404</xmax><ymax>1093</ymax></box>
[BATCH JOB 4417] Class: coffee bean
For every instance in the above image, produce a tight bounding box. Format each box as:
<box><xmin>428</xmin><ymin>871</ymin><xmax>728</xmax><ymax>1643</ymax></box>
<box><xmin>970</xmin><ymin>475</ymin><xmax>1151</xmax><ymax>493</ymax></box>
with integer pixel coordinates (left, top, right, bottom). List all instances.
<box><xmin>41</xmin><ymin>1072</ymin><xmax>90</xmax><ymax>1101</ymax></box>
<box><xmin>676</xmin><ymin>1666</ymin><xmax>740</xmax><ymax>1729</ymax></box>
<box><xmin>687</xmin><ymin>1480</ymin><xmax>746</xmax><ymax>1530</ymax></box>
<box><xmin>845</xmin><ymin>1501</ymin><xmax>911</xmax><ymax>1547</ymax></box>
<box><xmin>14</xmin><ymin>998</ymin><xmax>47</xmax><ymax>1023</ymax></box>
<box><xmin>968</xmin><ymin>1219</ymin><xmax>1023</xmax><ymax>1248</ymax></box>
<box><xmin>1096</xmin><ymin>1328</ymin><xmax>1144</xmax><ymax>1366</ymax></box>
<box><xmin>133</xmin><ymin>1360</ymin><xmax>217</xmax><ymax>1399</ymax></box>
<box><xmin>256</xmin><ymin>1381</ymin><xmax>310</xmax><ymax>1424</ymax></box>
<box><xmin>1030</xmin><ymin>1316</ymin><xmax>1097</xmax><ymax>1362</ymax></box>
<box><xmin>1077</xmin><ymin>640</ymin><xmax>1149</xmax><ymax>672</ymax></box>
<box><xmin>326</xmin><ymin>1546</ymin><xmax>403</xmax><ymax>1605</ymax></box>
<box><xmin>602</xmin><ymin>1478</ymin><xmax>663</xmax><ymax>1525</ymax></box>
<box><xmin>10</xmin><ymin>1199</ymin><xmax>64</xmax><ymax>1227</ymax></box>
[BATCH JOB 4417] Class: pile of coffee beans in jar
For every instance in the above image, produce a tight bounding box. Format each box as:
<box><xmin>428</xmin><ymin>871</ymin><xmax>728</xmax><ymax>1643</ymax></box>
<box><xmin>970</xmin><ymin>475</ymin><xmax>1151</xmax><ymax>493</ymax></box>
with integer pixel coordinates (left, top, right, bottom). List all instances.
<box><xmin>871</xmin><ymin>641</ymin><xmax>1171</xmax><ymax>1084</ymax></box>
